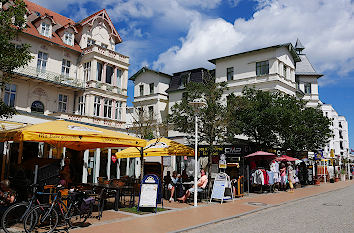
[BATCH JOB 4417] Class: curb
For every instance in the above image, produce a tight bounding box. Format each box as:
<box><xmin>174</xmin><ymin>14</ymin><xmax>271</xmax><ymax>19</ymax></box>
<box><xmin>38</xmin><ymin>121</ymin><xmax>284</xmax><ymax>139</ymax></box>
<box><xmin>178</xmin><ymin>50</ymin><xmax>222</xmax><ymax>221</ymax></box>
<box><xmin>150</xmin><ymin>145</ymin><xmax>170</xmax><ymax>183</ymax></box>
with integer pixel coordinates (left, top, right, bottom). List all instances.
<box><xmin>171</xmin><ymin>183</ymin><xmax>353</xmax><ymax>233</ymax></box>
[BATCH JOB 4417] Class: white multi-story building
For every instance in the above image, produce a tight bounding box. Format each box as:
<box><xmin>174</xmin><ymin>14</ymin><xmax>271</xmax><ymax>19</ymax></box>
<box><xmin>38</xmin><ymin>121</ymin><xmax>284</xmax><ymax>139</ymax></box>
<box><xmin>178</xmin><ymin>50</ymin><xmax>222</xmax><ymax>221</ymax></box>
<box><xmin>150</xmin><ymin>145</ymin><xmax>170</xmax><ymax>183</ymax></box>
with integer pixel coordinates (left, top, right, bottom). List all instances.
<box><xmin>129</xmin><ymin>67</ymin><xmax>171</xmax><ymax>130</ymax></box>
<box><xmin>321</xmin><ymin>104</ymin><xmax>350</xmax><ymax>161</ymax></box>
<box><xmin>128</xmin><ymin>40</ymin><xmax>349</xmax><ymax>173</ymax></box>
<box><xmin>1</xmin><ymin>0</ymin><xmax>132</xmax><ymax>183</ymax></box>
<box><xmin>3</xmin><ymin>0</ymin><xmax>129</xmax><ymax>130</ymax></box>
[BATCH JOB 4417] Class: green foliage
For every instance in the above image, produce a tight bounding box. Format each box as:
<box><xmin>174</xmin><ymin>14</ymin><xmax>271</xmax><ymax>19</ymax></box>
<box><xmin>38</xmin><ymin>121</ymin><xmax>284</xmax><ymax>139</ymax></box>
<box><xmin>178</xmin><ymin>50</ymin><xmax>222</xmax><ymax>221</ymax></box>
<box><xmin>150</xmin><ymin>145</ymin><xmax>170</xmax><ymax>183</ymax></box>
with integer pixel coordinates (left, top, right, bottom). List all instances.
<box><xmin>0</xmin><ymin>0</ymin><xmax>32</xmax><ymax>117</ymax></box>
<box><xmin>226</xmin><ymin>87</ymin><xmax>332</xmax><ymax>152</ymax></box>
<box><xmin>168</xmin><ymin>71</ymin><xmax>227</xmax><ymax>153</ymax></box>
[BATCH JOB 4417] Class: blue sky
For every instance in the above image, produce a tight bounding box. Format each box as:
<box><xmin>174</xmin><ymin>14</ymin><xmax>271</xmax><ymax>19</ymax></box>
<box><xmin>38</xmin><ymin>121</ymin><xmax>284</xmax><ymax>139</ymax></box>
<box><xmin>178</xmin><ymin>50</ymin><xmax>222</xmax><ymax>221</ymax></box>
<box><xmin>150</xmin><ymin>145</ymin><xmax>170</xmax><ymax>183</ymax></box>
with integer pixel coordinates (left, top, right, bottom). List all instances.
<box><xmin>32</xmin><ymin>0</ymin><xmax>354</xmax><ymax>149</ymax></box>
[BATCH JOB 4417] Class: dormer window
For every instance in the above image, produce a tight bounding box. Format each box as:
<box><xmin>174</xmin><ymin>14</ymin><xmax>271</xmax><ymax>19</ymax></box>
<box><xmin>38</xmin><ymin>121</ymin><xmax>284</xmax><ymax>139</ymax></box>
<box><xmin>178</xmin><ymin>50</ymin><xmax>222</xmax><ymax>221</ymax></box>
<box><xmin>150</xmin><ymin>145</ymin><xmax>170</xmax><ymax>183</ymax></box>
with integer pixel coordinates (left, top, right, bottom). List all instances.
<box><xmin>40</xmin><ymin>22</ymin><xmax>50</xmax><ymax>37</ymax></box>
<box><xmin>64</xmin><ymin>32</ymin><xmax>74</xmax><ymax>46</ymax></box>
<box><xmin>101</xmin><ymin>43</ymin><xmax>108</xmax><ymax>49</ymax></box>
<box><xmin>87</xmin><ymin>38</ymin><xmax>96</xmax><ymax>47</ymax></box>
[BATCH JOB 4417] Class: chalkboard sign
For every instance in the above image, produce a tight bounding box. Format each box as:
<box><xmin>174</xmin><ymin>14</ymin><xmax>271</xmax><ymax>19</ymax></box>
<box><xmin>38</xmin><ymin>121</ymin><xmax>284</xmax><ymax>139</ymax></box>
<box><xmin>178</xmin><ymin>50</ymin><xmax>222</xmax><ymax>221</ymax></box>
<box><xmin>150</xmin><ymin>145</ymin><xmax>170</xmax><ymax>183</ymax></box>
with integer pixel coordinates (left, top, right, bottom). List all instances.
<box><xmin>138</xmin><ymin>174</ymin><xmax>160</xmax><ymax>212</ymax></box>
<box><xmin>210</xmin><ymin>173</ymin><xmax>233</xmax><ymax>204</ymax></box>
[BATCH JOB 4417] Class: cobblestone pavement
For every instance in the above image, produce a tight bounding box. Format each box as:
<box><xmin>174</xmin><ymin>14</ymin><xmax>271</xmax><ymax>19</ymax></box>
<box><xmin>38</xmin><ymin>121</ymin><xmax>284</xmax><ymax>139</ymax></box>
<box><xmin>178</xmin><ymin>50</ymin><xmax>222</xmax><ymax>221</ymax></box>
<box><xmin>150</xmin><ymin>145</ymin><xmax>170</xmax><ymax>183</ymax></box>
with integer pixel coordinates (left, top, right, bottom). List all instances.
<box><xmin>186</xmin><ymin>182</ymin><xmax>354</xmax><ymax>233</ymax></box>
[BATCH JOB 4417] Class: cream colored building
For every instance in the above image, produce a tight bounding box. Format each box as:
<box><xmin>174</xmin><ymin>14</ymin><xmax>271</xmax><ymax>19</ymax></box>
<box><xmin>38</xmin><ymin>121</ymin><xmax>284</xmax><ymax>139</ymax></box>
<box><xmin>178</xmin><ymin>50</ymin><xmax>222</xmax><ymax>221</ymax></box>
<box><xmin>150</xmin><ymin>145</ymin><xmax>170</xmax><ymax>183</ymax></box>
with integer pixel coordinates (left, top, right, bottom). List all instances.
<box><xmin>1</xmin><ymin>0</ymin><xmax>131</xmax><ymax>183</ymax></box>
<box><xmin>6</xmin><ymin>1</ymin><xmax>128</xmax><ymax>131</ymax></box>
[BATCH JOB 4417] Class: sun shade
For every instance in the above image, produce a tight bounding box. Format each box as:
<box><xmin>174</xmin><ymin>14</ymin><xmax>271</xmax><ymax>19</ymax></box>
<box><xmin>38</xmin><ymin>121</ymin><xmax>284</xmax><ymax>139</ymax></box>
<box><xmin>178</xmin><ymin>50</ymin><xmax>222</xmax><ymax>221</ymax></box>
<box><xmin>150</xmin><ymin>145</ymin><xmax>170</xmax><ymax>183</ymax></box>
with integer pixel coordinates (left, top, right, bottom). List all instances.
<box><xmin>116</xmin><ymin>137</ymin><xmax>194</xmax><ymax>159</ymax></box>
<box><xmin>0</xmin><ymin>120</ymin><xmax>146</xmax><ymax>150</ymax></box>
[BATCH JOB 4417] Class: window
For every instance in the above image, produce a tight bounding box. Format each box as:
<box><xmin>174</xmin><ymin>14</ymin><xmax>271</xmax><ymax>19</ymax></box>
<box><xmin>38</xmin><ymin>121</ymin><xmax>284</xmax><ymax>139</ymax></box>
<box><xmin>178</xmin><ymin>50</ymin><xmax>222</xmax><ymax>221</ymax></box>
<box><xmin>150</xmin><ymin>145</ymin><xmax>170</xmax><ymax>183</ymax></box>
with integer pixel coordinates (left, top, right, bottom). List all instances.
<box><xmin>37</xmin><ymin>51</ymin><xmax>48</xmax><ymax>72</ymax></box>
<box><xmin>149</xmin><ymin>83</ymin><xmax>154</xmax><ymax>94</ymax></box>
<box><xmin>40</xmin><ymin>22</ymin><xmax>50</xmax><ymax>37</ymax></box>
<box><xmin>227</xmin><ymin>67</ymin><xmax>234</xmax><ymax>81</ymax></box>
<box><xmin>116</xmin><ymin>69</ymin><xmax>122</xmax><ymax>88</ymax></box>
<box><xmin>115</xmin><ymin>101</ymin><xmax>122</xmax><ymax>120</ymax></box>
<box><xmin>180</xmin><ymin>72</ymin><xmax>190</xmax><ymax>88</ymax></box>
<box><xmin>58</xmin><ymin>94</ymin><xmax>68</xmax><ymax>112</ymax></box>
<box><xmin>97</xmin><ymin>62</ymin><xmax>103</xmax><ymax>81</ymax></box>
<box><xmin>339</xmin><ymin>122</ymin><xmax>342</xmax><ymax>128</ymax></box>
<box><xmin>87</xmin><ymin>38</ymin><xmax>96</xmax><ymax>47</ymax></box>
<box><xmin>61</xmin><ymin>59</ymin><xmax>70</xmax><ymax>77</ymax></box>
<box><xmin>78</xmin><ymin>95</ymin><xmax>85</xmax><ymax>115</ymax></box>
<box><xmin>83</xmin><ymin>62</ymin><xmax>91</xmax><ymax>81</ymax></box>
<box><xmin>106</xmin><ymin>65</ymin><xmax>113</xmax><ymax>84</ymax></box>
<box><xmin>340</xmin><ymin>141</ymin><xmax>344</xmax><ymax>150</ymax></box>
<box><xmin>104</xmin><ymin>98</ymin><xmax>112</xmax><ymax>118</ymax></box>
<box><xmin>304</xmin><ymin>83</ymin><xmax>311</xmax><ymax>94</ymax></box>
<box><xmin>256</xmin><ymin>60</ymin><xmax>269</xmax><ymax>76</ymax></box>
<box><xmin>139</xmin><ymin>85</ymin><xmax>144</xmax><ymax>96</ymax></box>
<box><xmin>283</xmin><ymin>65</ymin><xmax>287</xmax><ymax>79</ymax></box>
<box><xmin>148</xmin><ymin>106</ymin><xmax>154</xmax><ymax>119</ymax></box>
<box><xmin>101</xmin><ymin>43</ymin><xmax>108</xmax><ymax>49</ymax></box>
<box><xmin>3</xmin><ymin>84</ymin><xmax>16</xmax><ymax>107</ymax></box>
<box><xmin>339</xmin><ymin>130</ymin><xmax>343</xmax><ymax>139</ymax></box>
<box><xmin>93</xmin><ymin>96</ymin><xmax>101</xmax><ymax>117</ymax></box>
<box><xmin>31</xmin><ymin>101</ymin><xmax>44</xmax><ymax>113</ymax></box>
<box><xmin>63</xmin><ymin>32</ymin><xmax>73</xmax><ymax>46</ymax></box>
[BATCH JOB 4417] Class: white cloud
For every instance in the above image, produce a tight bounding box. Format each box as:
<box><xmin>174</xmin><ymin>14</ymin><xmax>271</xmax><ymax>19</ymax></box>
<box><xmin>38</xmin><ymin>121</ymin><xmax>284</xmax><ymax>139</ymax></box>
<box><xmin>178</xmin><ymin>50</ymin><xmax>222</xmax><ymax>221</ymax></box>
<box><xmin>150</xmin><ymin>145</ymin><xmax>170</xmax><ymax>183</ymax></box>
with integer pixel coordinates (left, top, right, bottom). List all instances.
<box><xmin>153</xmin><ymin>0</ymin><xmax>354</xmax><ymax>84</ymax></box>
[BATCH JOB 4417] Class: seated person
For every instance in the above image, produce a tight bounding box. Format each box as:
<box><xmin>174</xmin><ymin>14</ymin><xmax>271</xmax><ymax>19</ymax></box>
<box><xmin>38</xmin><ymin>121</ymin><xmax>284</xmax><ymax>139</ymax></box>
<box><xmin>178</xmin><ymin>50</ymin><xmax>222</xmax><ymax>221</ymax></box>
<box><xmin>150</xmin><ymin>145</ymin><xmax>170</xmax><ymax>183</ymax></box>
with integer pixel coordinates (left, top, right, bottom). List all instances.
<box><xmin>178</xmin><ymin>169</ymin><xmax>208</xmax><ymax>203</ymax></box>
<box><xmin>0</xmin><ymin>180</ymin><xmax>16</xmax><ymax>214</ymax></box>
<box><xmin>181</xmin><ymin>169</ymin><xmax>189</xmax><ymax>182</ymax></box>
<box><xmin>168</xmin><ymin>171</ymin><xmax>180</xmax><ymax>202</ymax></box>
<box><xmin>164</xmin><ymin>171</ymin><xmax>172</xmax><ymax>187</ymax></box>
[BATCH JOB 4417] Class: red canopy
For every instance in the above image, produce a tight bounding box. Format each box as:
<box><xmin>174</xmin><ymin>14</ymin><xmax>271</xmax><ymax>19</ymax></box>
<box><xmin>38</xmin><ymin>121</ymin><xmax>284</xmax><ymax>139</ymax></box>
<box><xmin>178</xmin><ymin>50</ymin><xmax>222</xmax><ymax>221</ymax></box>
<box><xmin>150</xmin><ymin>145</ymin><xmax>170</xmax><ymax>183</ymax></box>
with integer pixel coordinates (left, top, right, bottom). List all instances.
<box><xmin>275</xmin><ymin>155</ymin><xmax>298</xmax><ymax>162</ymax></box>
<box><xmin>244</xmin><ymin>151</ymin><xmax>276</xmax><ymax>158</ymax></box>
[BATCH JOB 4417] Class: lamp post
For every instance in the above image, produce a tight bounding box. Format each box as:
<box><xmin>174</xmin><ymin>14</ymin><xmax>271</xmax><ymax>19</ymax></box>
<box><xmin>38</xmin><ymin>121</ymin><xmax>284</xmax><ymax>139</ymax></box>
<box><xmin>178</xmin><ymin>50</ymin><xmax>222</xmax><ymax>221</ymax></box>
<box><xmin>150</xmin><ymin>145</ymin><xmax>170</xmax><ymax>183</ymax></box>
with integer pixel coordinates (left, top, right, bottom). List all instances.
<box><xmin>189</xmin><ymin>100</ymin><xmax>206</xmax><ymax>207</ymax></box>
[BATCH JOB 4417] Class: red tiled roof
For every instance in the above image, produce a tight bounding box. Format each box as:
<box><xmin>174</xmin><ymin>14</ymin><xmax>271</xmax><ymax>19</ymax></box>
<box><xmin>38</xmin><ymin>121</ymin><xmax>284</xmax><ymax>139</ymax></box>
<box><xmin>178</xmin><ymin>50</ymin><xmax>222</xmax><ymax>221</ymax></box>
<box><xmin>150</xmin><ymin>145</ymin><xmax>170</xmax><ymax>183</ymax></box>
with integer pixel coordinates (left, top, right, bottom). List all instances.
<box><xmin>23</xmin><ymin>0</ymin><xmax>82</xmax><ymax>52</ymax></box>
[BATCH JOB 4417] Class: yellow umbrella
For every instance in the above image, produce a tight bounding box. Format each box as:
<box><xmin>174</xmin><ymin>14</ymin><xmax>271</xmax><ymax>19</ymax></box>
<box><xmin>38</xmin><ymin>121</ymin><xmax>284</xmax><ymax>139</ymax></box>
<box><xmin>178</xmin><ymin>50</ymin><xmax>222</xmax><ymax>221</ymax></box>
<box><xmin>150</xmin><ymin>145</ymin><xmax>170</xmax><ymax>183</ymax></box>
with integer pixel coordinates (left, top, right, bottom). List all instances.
<box><xmin>0</xmin><ymin>120</ymin><xmax>146</xmax><ymax>150</ymax></box>
<box><xmin>116</xmin><ymin>137</ymin><xmax>194</xmax><ymax>158</ymax></box>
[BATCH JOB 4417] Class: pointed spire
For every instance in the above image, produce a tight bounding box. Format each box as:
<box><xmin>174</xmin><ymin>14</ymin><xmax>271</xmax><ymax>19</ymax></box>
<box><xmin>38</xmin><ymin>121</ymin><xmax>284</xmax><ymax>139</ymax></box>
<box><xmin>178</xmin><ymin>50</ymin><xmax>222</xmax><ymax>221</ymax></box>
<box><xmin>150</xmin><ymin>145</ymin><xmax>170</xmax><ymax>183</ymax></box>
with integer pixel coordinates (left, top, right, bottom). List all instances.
<box><xmin>295</xmin><ymin>38</ymin><xmax>305</xmax><ymax>54</ymax></box>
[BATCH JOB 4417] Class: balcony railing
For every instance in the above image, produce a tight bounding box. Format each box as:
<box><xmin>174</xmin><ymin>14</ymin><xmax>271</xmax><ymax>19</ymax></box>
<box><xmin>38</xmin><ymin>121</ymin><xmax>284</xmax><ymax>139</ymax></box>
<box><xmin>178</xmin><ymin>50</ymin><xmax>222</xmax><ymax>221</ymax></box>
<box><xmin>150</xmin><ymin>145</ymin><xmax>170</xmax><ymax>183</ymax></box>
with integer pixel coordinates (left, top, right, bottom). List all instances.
<box><xmin>14</xmin><ymin>66</ymin><xmax>85</xmax><ymax>89</ymax></box>
<box><xmin>82</xmin><ymin>45</ymin><xmax>129</xmax><ymax>65</ymax></box>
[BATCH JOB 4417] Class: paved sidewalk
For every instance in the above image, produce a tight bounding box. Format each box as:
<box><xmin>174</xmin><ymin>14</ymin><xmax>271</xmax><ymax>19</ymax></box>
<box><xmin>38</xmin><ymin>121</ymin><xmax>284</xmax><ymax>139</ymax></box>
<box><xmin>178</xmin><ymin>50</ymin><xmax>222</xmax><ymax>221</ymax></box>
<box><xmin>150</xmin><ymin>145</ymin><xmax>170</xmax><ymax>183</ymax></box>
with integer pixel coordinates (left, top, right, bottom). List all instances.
<box><xmin>73</xmin><ymin>180</ymin><xmax>354</xmax><ymax>233</ymax></box>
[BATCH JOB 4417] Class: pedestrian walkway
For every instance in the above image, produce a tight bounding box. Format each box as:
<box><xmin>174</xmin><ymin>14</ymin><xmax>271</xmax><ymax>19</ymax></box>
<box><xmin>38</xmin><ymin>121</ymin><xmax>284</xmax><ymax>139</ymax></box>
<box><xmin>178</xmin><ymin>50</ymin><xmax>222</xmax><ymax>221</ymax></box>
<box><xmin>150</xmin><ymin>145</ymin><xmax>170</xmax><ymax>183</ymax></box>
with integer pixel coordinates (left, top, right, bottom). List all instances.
<box><xmin>73</xmin><ymin>180</ymin><xmax>354</xmax><ymax>233</ymax></box>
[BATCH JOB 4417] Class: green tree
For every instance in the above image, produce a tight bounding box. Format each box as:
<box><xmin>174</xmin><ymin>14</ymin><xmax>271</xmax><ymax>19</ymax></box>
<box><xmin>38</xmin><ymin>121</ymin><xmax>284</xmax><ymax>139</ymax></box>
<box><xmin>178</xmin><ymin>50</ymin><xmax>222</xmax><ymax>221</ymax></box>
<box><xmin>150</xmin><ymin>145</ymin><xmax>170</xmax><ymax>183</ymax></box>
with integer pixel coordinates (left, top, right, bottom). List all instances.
<box><xmin>168</xmin><ymin>71</ymin><xmax>227</xmax><ymax>183</ymax></box>
<box><xmin>227</xmin><ymin>87</ymin><xmax>331</xmax><ymax>153</ymax></box>
<box><xmin>0</xmin><ymin>0</ymin><xmax>32</xmax><ymax>117</ymax></box>
<box><xmin>226</xmin><ymin>87</ymin><xmax>279</xmax><ymax>149</ymax></box>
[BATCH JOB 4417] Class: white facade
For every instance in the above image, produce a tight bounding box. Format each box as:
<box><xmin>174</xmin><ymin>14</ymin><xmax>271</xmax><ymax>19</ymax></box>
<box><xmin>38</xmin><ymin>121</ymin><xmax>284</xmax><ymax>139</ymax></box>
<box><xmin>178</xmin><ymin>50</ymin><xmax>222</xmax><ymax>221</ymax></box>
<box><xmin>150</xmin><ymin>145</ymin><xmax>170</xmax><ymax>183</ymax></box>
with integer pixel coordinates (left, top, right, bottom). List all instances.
<box><xmin>212</xmin><ymin>45</ymin><xmax>298</xmax><ymax>98</ymax></box>
<box><xmin>321</xmin><ymin>104</ymin><xmax>350</xmax><ymax>161</ymax></box>
<box><xmin>127</xmin><ymin>67</ymin><xmax>171</xmax><ymax>135</ymax></box>
<box><xmin>4</xmin><ymin>2</ymin><xmax>128</xmax><ymax>130</ymax></box>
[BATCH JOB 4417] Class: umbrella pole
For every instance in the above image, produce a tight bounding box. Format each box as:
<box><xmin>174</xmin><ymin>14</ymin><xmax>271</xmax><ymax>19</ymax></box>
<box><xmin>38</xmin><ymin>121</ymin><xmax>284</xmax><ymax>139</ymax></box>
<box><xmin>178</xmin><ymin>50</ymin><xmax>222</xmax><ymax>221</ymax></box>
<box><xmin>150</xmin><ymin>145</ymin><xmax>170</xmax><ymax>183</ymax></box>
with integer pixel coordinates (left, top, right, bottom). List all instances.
<box><xmin>140</xmin><ymin>147</ymin><xmax>144</xmax><ymax>181</ymax></box>
<box><xmin>18</xmin><ymin>141</ymin><xmax>23</xmax><ymax>164</ymax></box>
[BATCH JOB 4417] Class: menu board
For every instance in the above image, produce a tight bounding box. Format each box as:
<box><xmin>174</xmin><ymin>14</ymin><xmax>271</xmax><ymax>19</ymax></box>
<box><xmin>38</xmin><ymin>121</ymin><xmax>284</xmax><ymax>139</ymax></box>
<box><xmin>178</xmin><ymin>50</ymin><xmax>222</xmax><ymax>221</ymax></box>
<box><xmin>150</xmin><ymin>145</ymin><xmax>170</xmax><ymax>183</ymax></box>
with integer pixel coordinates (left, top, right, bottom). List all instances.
<box><xmin>210</xmin><ymin>179</ymin><xmax>226</xmax><ymax>200</ymax></box>
<box><xmin>139</xmin><ymin>183</ymin><xmax>158</xmax><ymax>207</ymax></box>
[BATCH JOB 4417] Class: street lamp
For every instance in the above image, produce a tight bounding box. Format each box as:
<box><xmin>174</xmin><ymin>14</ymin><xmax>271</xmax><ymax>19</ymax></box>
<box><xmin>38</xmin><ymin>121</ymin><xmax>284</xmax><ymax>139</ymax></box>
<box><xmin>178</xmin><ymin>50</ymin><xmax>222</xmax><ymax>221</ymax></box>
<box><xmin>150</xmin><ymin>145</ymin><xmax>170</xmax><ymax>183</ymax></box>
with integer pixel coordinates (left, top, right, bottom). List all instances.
<box><xmin>189</xmin><ymin>100</ymin><xmax>206</xmax><ymax>207</ymax></box>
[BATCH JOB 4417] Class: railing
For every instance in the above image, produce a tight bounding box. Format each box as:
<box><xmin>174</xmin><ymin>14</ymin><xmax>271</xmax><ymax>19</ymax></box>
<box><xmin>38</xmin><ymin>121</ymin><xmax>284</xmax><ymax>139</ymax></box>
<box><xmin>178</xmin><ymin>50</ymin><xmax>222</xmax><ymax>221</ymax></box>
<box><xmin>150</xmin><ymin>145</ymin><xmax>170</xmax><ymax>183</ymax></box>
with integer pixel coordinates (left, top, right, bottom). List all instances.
<box><xmin>82</xmin><ymin>45</ymin><xmax>129</xmax><ymax>64</ymax></box>
<box><xmin>14</xmin><ymin>66</ymin><xmax>85</xmax><ymax>89</ymax></box>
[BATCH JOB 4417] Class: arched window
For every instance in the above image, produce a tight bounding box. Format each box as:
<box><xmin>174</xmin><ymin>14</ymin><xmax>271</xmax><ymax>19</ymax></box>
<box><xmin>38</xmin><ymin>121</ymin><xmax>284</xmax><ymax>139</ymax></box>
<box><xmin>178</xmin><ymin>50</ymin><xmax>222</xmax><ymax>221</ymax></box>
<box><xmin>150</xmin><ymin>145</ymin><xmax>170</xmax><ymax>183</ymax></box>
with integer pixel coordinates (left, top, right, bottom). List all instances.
<box><xmin>31</xmin><ymin>101</ymin><xmax>44</xmax><ymax>113</ymax></box>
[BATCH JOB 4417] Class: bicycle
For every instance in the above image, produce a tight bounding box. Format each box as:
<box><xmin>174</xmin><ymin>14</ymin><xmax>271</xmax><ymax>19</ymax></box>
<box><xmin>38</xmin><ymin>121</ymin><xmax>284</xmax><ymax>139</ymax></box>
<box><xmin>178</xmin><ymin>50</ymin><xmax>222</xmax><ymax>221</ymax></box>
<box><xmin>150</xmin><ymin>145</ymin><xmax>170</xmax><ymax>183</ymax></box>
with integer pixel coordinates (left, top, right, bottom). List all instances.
<box><xmin>23</xmin><ymin>187</ymin><xmax>95</xmax><ymax>233</ymax></box>
<box><xmin>1</xmin><ymin>184</ymin><xmax>51</xmax><ymax>233</ymax></box>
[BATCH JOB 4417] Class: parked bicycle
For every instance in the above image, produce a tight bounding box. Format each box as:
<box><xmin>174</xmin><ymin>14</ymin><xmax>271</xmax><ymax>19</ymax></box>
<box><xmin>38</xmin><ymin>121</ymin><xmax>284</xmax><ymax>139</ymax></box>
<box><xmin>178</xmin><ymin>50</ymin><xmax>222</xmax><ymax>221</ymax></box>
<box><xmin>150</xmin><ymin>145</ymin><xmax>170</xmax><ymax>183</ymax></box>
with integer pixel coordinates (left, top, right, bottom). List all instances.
<box><xmin>1</xmin><ymin>184</ymin><xmax>50</xmax><ymax>233</ymax></box>
<box><xmin>23</xmin><ymin>186</ymin><xmax>98</xmax><ymax>233</ymax></box>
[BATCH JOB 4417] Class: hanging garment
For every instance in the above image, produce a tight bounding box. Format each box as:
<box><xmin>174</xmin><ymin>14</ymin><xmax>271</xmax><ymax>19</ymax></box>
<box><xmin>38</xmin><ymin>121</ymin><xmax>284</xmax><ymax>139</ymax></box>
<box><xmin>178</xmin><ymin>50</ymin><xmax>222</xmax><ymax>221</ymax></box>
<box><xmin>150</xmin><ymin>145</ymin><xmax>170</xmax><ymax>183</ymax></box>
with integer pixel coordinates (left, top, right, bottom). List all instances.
<box><xmin>267</xmin><ymin>171</ymin><xmax>274</xmax><ymax>185</ymax></box>
<box><xmin>253</xmin><ymin>169</ymin><xmax>264</xmax><ymax>185</ymax></box>
<box><xmin>261</xmin><ymin>169</ymin><xmax>269</xmax><ymax>185</ymax></box>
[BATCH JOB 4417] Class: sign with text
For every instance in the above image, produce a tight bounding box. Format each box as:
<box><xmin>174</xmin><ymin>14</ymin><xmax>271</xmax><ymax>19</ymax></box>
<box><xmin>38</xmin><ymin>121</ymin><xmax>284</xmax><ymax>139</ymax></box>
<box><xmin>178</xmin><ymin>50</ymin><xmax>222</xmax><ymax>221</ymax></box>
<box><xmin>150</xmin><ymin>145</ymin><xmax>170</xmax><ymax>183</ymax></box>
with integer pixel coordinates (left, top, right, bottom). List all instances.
<box><xmin>138</xmin><ymin>174</ymin><xmax>160</xmax><ymax>212</ymax></box>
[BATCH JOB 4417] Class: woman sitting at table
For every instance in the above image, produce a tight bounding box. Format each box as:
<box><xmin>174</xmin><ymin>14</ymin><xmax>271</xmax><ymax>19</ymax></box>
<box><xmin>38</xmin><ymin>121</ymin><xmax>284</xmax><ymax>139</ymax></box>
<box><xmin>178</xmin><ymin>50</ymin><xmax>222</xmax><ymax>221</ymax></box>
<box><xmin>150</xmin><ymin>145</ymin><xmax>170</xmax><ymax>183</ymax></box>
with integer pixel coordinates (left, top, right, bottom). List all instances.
<box><xmin>168</xmin><ymin>171</ymin><xmax>181</xmax><ymax>202</ymax></box>
<box><xmin>177</xmin><ymin>169</ymin><xmax>208</xmax><ymax>203</ymax></box>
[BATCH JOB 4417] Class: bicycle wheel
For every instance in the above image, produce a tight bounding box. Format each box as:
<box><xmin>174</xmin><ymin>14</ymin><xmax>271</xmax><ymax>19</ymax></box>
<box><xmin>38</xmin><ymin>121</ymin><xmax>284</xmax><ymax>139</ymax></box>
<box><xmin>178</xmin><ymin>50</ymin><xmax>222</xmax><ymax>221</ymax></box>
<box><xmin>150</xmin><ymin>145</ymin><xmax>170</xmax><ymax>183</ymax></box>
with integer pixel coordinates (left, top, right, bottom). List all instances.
<box><xmin>23</xmin><ymin>204</ymin><xmax>58</xmax><ymax>233</ymax></box>
<box><xmin>67</xmin><ymin>202</ymin><xmax>91</xmax><ymax>228</ymax></box>
<box><xmin>1</xmin><ymin>202</ymin><xmax>29</xmax><ymax>233</ymax></box>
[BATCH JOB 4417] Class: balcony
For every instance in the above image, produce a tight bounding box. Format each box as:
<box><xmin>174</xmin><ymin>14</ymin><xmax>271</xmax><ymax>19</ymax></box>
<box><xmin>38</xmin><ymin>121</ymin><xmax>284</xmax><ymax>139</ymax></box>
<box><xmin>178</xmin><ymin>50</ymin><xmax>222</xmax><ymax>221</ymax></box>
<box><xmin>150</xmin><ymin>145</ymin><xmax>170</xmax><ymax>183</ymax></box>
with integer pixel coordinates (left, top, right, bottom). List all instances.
<box><xmin>86</xmin><ymin>80</ymin><xmax>127</xmax><ymax>95</ymax></box>
<box><xmin>82</xmin><ymin>45</ymin><xmax>129</xmax><ymax>65</ymax></box>
<box><xmin>14</xmin><ymin>66</ymin><xmax>85</xmax><ymax>89</ymax></box>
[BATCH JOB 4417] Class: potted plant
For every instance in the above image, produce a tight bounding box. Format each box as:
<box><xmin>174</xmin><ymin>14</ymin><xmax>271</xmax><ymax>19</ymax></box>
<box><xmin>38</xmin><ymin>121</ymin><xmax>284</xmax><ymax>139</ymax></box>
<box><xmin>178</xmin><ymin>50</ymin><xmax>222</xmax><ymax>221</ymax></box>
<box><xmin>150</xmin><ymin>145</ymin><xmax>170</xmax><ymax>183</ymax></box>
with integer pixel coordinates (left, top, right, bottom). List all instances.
<box><xmin>334</xmin><ymin>168</ymin><xmax>340</xmax><ymax>182</ymax></box>
<box><xmin>340</xmin><ymin>169</ymin><xmax>346</xmax><ymax>181</ymax></box>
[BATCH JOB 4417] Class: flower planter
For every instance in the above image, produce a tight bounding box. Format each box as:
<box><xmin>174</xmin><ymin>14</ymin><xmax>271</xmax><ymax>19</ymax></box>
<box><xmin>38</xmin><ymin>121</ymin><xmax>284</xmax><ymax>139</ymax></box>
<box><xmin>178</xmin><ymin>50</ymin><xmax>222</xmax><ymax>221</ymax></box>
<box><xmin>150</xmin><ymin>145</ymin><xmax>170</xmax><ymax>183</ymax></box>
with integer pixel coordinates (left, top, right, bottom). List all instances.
<box><xmin>340</xmin><ymin>174</ymin><xmax>346</xmax><ymax>181</ymax></box>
